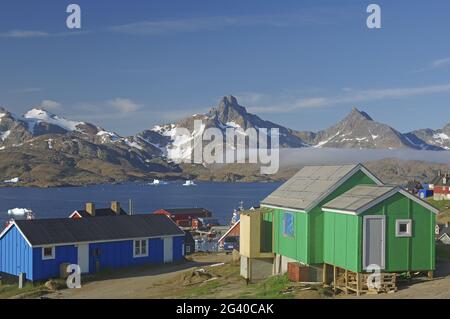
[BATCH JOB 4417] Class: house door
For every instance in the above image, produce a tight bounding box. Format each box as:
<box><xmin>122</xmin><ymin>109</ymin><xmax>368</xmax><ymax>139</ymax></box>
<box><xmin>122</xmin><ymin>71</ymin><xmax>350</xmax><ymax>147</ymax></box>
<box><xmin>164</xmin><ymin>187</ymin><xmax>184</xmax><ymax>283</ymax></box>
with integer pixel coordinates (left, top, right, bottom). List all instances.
<box><xmin>77</xmin><ymin>244</ymin><xmax>90</xmax><ymax>273</ymax></box>
<box><xmin>363</xmin><ymin>216</ymin><xmax>385</xmax><ymax>270</ymax></box>
<box><xmin>163</xmin><ymin>237</ymin><xmax>173</xmax><ymax>263</ymax></box>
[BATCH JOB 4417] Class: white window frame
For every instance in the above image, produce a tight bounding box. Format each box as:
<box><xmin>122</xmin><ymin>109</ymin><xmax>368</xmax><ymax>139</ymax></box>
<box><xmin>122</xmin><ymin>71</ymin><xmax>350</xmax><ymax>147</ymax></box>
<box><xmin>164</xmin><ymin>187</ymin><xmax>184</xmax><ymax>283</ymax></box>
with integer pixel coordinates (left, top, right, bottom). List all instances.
<box><xmin>133</xmin><ymin>239</ymin><xmax>149</xmax><ymax>258</ymax></box>
<box><xmin>396</xmin><ymin>219</ymin><xmax>412</xmax><ymax>237</ymax></box>
<box><xmin>42</xmin><ymin>246</ymin><xmax>55</xmax><ymax>260</ymax></box>
<box><xmin>186</xmin><ymin>245</ymin><xmax>191</xmax><ymax>254</ymax></box>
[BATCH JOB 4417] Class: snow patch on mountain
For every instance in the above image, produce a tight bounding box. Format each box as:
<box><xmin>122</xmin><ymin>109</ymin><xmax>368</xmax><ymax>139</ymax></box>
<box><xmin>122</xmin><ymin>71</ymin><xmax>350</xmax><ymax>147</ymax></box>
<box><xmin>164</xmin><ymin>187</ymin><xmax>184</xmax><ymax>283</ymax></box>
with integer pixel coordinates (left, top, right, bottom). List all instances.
<box><xmin>124</xmin><ymin>139</ymin><xmax>144</xmax><ymax>151</ymax></box>
<box><xmin>96</xmin><ymin>130</ymin><xmax>121</xmax><ymax>143</ymax></box>
<box><xmin>314</xmin><ymin>131</ymin><xmax>341</xmax><ymax>148</ymax></box>
<box><xmin>155</xmin><ymin>123</ymin><xmax>206</xmax><ymax>162</ymax></box>
<box><xmin>1</xmin><ymin>130</ymin><xmax>11</xmax><ymax>141</ymax></box>
<box><xmin>23</xmin><ymin>108</ymin><xmax>84</xmax><ymax>133</ymax></box>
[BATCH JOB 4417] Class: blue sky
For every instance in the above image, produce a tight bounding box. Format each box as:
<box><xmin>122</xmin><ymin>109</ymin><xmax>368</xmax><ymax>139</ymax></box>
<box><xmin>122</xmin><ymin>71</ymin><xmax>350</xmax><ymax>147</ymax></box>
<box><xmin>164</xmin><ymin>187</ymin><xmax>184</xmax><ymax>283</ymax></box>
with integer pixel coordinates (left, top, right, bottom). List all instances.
<box><xmin>0</xmin><ymin>0</ymin><xmax>450</xmax><ymax>135</ymax></box>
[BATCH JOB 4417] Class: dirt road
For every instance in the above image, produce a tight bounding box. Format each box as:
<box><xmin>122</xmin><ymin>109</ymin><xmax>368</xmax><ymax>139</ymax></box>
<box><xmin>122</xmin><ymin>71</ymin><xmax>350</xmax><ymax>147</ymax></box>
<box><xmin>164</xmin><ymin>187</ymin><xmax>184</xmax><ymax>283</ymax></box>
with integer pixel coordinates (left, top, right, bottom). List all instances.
<box><xmin>46</xmin><ymin>254</ymin><xmax>231</xmax><ymax>299</ymax></box>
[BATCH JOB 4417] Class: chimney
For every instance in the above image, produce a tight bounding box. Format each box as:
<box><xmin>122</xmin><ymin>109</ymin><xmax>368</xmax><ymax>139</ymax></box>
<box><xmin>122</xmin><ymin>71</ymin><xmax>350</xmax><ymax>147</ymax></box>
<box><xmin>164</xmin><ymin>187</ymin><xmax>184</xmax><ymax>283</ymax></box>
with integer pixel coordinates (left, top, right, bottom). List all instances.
<box><xmin>85</xmin><ymin>202</ymin><xmax>95</xmax><ymax>216</ymax></box>
<box><xmin>111</xmin><ymin>201</ymin><xmax>121</xmax><ymax>215</ymax></box>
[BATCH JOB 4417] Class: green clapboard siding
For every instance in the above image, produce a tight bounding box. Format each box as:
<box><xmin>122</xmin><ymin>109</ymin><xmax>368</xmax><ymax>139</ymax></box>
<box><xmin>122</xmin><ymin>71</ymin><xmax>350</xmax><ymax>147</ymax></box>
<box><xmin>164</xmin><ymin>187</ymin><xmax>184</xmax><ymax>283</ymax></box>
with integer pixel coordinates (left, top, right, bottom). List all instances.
<box><xmin>272</xmin><ymin>208</ymin><xmax>308</xmax><ymax>263</ymax></box>
<box><xmin>308</xmin><ymin>170</ymin><xmax>377</xmax><ymax>264</ymax></box>
<box><xmin>323</xmin><ymin>212</ymin><xmax>360</xmax><ymax>272</ymax></box>
<box><xmin>272</xmin><ymin>169</ymin><xmax>377</xmax><ymax>265</ymax></box>
<box><xmin>361</xmin><ymin>192</ymin><xmax>435</xmax><ymax>272</ymax></box>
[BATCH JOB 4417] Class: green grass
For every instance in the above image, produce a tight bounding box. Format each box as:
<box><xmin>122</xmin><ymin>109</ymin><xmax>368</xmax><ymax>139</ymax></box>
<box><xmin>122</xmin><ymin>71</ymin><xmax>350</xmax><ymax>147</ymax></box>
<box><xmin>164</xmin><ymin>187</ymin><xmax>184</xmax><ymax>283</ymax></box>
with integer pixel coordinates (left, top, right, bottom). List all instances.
<box><xmin>181</xmin><ymin>279</ymin><xmax>222</xmax><ymax>298</ymax></box>
<box><xmin>427</xmin><ymin>198</ymin><xmax>450</xmax><ymax>212</ymax></box>
<box><xmin>239</xmin><ymin>275</ymin><xmax>293</xmax><ymax>299</ymax></box>
<box><xmin>0</xmin><ymin>282</ymin><xmax>48</xmax><ymax>299</ymax></box>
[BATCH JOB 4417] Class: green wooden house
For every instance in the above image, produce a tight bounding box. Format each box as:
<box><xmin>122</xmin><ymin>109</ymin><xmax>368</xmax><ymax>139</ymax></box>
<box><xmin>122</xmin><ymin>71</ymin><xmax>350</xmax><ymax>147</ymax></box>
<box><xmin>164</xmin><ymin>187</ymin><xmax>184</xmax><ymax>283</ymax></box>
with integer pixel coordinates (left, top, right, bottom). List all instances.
<box><xmin>258</xmin><ymin>164</ymin><xmax>439</xmax><ymax>279</ymax></box>
<box><xmin>322</xmin><ymin>184</ymin><xmax>438</xmax><ymax>273</ymax></box>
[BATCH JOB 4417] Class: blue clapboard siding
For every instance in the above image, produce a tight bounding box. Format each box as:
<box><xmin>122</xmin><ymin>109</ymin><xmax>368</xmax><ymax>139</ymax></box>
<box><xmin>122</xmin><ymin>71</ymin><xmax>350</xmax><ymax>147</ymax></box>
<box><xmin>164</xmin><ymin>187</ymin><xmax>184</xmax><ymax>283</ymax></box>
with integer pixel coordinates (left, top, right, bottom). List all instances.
<box><xmin>0</xmin><ymin>226</ymin><xmax>33</xmax><ymax>279</ymax></box>
<box><xmin>32</xmin><ymin>245</ymin><xmax>77</xmax><ymax>281</ymax></box>
<box><xmin>173</xmin><ymin>236</ymin><xmax>184</xmax><ymax>261</ymax></box>
<box><xmin>0</xmin><ymin>223</ymin><xmax>185</xmax><ymax>281</ymax></box>
<box><xmin>89</xmin><ymin>237</ymin><xmax>174</xmax><ymax>272</ymax></box>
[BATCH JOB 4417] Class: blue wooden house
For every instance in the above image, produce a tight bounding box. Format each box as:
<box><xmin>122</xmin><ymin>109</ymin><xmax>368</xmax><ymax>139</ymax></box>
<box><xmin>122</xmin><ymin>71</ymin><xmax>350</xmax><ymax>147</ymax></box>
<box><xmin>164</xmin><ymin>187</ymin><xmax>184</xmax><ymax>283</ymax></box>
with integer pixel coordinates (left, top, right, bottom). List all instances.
<box><xmin>0</xmin><ymin>214</ymin><xmax>185</xmax><ymax>281</ymax></box>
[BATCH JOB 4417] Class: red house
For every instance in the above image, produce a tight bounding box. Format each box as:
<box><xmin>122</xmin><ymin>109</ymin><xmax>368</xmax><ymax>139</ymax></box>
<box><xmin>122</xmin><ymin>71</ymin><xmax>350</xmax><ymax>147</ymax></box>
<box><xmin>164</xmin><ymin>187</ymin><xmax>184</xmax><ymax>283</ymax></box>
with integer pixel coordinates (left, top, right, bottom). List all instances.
<box><xmin>153</xmin><ymin>208</ymin><xmax>212</xmax><ymax>227</ymax></box>
<box><xmin>430</xmin><ymin>173</ymin><xmax>450</xmax><ymax>201</ymax></box>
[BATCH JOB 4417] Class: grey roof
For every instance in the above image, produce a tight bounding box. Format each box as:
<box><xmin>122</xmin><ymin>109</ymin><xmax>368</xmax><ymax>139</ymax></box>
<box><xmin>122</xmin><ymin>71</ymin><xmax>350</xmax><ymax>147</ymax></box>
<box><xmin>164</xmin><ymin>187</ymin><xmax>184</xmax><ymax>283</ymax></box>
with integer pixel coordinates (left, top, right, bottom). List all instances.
<box><xmin>430</xmin><ymin>175</ymin><xmax>450</xmax><ymax>186</ymax></box>
<box><xmin>322</xmin><ymin>185</ymin><xmax>396</xmax><ymax>212</ymax></box>
<box><xmin>13</xmin><ymin>214</ymin><xmax>184</xmax><ymax>246</ymax></box>
<box><xmin>261</xmin><ymin>164</ymin><xmax>375</xmax><ymax>211</ymax></box>
<box><xmin>438</xmin><ymin>223</ymin><xmax>450</xmax><ymax>237</ymax></box>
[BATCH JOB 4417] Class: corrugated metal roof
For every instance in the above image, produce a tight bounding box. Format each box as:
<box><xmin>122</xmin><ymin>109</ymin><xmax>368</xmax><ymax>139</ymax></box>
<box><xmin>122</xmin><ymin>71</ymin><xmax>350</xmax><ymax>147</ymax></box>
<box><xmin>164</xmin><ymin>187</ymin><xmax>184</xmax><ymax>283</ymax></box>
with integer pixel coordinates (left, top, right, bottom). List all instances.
<box><xmin>261</xmin><ymin>164</ymin><xmax>363</xmax><ymax>211</ymax></box>
<box><xmin>322</xmin><ymin>185</ymin><xmax>396</xmax><ymax>212</ymax></box>
<box><xmin>13</xmin><ymin>214</ymin><xmax>184</xmax><ymax>246</ymax></box>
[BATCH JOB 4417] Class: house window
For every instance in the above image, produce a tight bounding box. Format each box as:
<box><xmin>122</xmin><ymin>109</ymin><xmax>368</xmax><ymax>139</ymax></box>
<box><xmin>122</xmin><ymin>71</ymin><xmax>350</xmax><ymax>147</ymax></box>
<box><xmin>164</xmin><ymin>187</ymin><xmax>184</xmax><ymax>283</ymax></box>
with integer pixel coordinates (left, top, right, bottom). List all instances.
<box><xmin>283</xmin><ymin>212</ymin><xmax>294</xmax><ymax>237</ymax></box>
<box><xmin>133</xmin><ymin>239</ymin><xmax>148</xmax><ymax>257</ymax></box>
<box><xmin>42</xmin><ymin>246</ymin><xmax>55</xmax><ymax>260</ymax></box>
<box><xmin>92</xmin><ymin>248</ymin><xmax>101</xmax><ymax>257</ymax></box>
<box><xmin>396</xmin><ymin>219</ymin><xmax>412</xmax><ymax>237</ymax></box>
<box><xmin>186</xmin><ymin>246</ymin><xmax>191</xmax><ymax>254</ymax></box>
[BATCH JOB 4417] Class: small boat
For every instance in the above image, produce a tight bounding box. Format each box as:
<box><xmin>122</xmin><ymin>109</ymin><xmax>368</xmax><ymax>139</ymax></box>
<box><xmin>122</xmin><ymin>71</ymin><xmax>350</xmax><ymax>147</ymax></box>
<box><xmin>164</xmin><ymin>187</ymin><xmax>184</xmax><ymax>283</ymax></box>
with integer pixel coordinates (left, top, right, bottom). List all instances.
<box><xmin>149</xmin><ymin>179</ymin><xmax>160</xmax><ymax>185</ymax></box>
<box><xmin>183</xmin><ymin>180</ymin><xmax>196</xmax><ymax>186</ymax></box>
<box><xmin>7</xmin><ymin>208</ymin><xmax>33</xmax><ymax>216</ymax></box>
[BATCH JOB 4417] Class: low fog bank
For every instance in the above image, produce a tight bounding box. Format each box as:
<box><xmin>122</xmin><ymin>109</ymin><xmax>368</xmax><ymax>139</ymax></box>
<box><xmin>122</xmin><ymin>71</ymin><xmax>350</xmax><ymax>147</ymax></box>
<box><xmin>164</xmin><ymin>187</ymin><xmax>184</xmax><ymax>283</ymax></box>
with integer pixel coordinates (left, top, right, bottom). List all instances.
<box><xmin>277</xmin><ymin>148</ymin><xmax>450</xmax><ymax>167</ymax></box>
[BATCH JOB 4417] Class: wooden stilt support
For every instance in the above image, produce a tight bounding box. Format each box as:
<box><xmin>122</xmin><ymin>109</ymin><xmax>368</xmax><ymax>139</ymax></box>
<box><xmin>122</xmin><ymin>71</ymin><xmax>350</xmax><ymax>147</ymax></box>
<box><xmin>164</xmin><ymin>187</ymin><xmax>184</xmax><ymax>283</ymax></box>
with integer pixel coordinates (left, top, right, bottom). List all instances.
<box><xmin>333</xmin><ymin>265</ymin><xmax>337</xmax><ymax>294</ymax></box>
<box><xmin>322</xmin><ymin>263</ymin><xmax>327</xmax><ymax>285</ymax></box>
<box><xmin>344</xmin><ymin>269</ymin><xmax>348</xmax><ymax>295</ymax></box>
<box><xmin>428</xmin><ymin>270</ymin><xmax>434</xmax><ymax>280</ymax></box>
<box><xmin>356</xmin><ymin>272</ymin><xmax>361</xmax><ymax>296</ymax></box>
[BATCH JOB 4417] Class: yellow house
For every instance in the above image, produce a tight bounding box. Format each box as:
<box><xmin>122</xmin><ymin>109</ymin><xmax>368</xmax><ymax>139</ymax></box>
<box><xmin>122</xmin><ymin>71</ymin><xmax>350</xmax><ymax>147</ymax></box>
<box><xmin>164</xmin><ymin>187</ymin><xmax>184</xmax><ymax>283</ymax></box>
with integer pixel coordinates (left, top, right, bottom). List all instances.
<box><xmin>240</xmin><ymin>208</ymin><xmax>274</xmax><ymax>281</ymax></box>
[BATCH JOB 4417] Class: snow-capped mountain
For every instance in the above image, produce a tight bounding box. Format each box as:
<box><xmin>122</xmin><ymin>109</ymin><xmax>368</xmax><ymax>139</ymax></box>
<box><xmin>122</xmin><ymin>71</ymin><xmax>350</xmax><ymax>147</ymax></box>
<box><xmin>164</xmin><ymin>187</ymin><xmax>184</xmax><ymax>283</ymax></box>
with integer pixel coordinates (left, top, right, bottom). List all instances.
<box><xmin>296</xmin><ymin>108</ymin><xmax>441</xmax><ymax>150</ymax></box>
<box><xmin>0</xmin><ymin>107</ymin><xmax>178</xmax><ymax>186</ymax></box>
<box><xmin>0</xmin><ymin>96</ymin><xmax>448</xmax><ymax>186</ymax></box>
<box><xmin>134</xmin><ymin>95</ymin><xmax>309</xmax><ymax>162</ymax></box>
<box><xmin>406</xmin><ymin>124</ymin><xmax>450</xmax><ymax>150</ymax></box>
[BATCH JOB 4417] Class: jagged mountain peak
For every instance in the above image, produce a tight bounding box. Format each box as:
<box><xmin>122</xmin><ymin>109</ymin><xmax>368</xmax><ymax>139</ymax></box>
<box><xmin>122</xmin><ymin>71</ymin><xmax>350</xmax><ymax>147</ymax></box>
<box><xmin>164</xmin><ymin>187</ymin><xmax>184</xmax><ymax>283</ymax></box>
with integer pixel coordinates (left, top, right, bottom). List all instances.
<box><xmin>220</xmin><ymin>95</ymin><xmax>239</xmax><ymax>106</ymax></box>
<box><xmin>308</xmin><ymin>108</ymin><xmax>428</xmax><ymax>150</ymax></box>
<box><xmin>347</xmin><ymin>107</ymin><xmax>373</xmax><ymax>121</ymax></box>
<box><xmin>210</xmin><ymin>95</ymin><xmax>247</xmax><ymax>119</ymax></box>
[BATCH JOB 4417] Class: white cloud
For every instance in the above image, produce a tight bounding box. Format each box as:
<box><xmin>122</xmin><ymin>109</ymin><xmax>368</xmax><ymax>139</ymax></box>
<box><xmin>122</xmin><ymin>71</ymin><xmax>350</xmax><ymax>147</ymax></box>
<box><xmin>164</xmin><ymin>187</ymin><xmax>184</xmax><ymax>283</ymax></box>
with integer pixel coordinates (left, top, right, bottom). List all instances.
<box><xmin>0</xmin><ymin>30</ymin><xmax>49</xmax><ymax>38</ymax></box>
<box><xmin>38</xmin><ymin>99</ymin><xmax>61</xmax><ymax>110</ymax></box>
<box><xmin>0</xmin><ymin>29</ymin><xmax>89</xmax><ymax>39</ymax></box>
<box><xmin>108</xmin><ymin>98</ymin><xmax>141</xmax><ymax>113</ymax></box>
<box><xmin>414</xmin><ymin>56</ymin><xmax>450</xmax><ymax>72</ymax></box>
<box><xmin>108</xmin><ymin>11</ymin><xmax>339</xmax><ymax>36</ymax></box>
<box><xmin>246</xmin><ymin>83</ymin><xmax>450</xmax><ymax>113</ymax></box>
<box><xmin>431</xmin><ymin>57</ymin><xmax>450</xmax><ymax>69</ymax></box>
